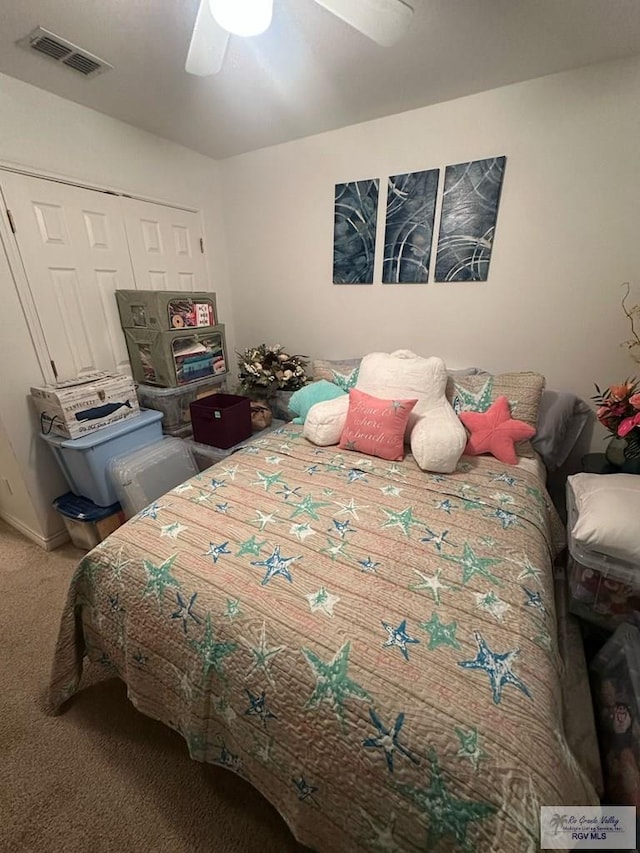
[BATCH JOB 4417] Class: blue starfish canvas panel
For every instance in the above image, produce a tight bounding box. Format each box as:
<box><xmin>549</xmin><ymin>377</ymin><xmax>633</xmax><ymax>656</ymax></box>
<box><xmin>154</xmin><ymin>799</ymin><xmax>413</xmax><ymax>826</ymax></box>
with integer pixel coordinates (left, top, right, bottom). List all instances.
<box><xmin>333</xmin><ymin>179</ymin><xmax>379</xmax><ymax>284</ymax></box>
<box><xmin>49</xmin><ymin>422</ymin><xmax>597</xmax><ymax>852</ymax></box>
<box><xmin>435</xmin><ymin>156</ymin><xmax>506</xmax><ymax>282</ymax></box>
<box><xmin>382</xmin><ymin>169</ymin><xmax>439</xmax><ymax>283</ymax></box>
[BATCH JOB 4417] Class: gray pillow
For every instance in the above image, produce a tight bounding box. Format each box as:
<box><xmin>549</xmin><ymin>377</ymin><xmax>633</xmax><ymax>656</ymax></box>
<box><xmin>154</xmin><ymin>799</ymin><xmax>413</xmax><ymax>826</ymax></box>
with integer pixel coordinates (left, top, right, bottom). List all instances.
<box><xmin>533</xmin><ymin>390</ymin><xmax>591</xmax><ymax>470</ymax></box>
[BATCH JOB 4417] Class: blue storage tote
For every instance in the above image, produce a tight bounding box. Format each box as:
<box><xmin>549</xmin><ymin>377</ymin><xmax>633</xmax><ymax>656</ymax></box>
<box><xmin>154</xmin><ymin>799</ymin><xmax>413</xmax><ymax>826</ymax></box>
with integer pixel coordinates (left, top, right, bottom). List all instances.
<box><xmin>41</xmin><ymin>408</ymin><xmax>164</xmax><ymax>507</ymax></box>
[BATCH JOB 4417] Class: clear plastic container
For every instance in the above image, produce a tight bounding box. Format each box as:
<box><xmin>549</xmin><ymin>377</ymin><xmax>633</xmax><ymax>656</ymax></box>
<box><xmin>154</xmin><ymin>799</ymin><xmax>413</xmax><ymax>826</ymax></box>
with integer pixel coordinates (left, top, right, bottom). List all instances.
<box><xmin>107</xmin><ymin>437</ymin><xmax>197</xmax><ymax>518</ymax></box>
<box><xmin>183</xmin><ymin>419</ymin><xmax>287</xmax><ymax>471</ymax></box>
<box><xmin>53</xmin><ymin>491</ymin><xmax>125</xmax><ymax>550</ymax></box>
<box><xmin>136</xmin><ymin>376</ymin><xmax>227</xmax><ymax>432</ymax></box>
<box><xmin>163</xmin><ymin>423</ymin><xmax>194</xmax><ymax>439</ymax></box>
<box><xmin>182</xmin><ymin>437</ymin><xmax>230</xmax><ymax>471</ymax></box>
<box><xmin>41</xmin><ymin>409</ymin><xmax>164</xmax><ymax>507</ymax></box>
<box><xmin>567</xmin><ymin>478</ymin><xmax>639</xmax><ymax>583</ymax></box>
<box><xmin>590</xmin><ymin>623</ymin><xmax>640</xmax><ymax>807</ymax></box>
<box><xmin>566</xmin><ymin>478</ymin><xmax>640</xmax><ymax>630</ymax></box>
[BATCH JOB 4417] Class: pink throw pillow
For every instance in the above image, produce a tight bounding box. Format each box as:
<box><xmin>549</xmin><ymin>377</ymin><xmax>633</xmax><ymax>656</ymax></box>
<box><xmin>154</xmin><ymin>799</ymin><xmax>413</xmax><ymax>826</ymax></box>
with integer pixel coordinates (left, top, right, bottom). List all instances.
<box><xmin>339</xmin><ymin>388</ymin><xmax>417</xmax><ymax>461</ymax></box>
<box><xmin>459</xmin><ymin>395</ymin><xmax>536</xmax><ymax>465</ymax></box>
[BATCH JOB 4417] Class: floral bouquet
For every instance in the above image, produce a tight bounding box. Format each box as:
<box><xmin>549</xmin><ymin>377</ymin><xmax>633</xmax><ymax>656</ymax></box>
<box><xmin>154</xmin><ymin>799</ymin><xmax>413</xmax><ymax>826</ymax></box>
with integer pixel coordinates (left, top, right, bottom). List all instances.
<box><xmin>592</xmin><ymin>378</ymin><xmax>640</xmax><ymax>462</ymax></box>
<box><xmin>237</xmin><ymin>343</ymin><xmax>309</xmax><ymax>399</ymax></box>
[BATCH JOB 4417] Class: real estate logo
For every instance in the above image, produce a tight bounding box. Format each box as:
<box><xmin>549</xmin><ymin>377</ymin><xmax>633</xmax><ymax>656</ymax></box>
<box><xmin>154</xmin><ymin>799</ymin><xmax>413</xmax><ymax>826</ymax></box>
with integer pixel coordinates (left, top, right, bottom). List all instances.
<box><xmin>540</xmin><ymin>806</ymin><xmax>636</xmax><ymax>849</ymax></box>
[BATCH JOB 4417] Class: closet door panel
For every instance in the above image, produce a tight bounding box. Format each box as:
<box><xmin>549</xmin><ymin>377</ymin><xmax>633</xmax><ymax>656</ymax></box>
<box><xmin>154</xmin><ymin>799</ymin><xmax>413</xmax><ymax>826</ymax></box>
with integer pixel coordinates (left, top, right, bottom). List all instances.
<box><xmin>121</xmin><ymin>198</ymin><xmax>208</xmax><ymax>292</ymax></box>
<box><xmin>0</xmin><ymin>173</ymin><xmax>136</xmax><ymax>381</ymax></box>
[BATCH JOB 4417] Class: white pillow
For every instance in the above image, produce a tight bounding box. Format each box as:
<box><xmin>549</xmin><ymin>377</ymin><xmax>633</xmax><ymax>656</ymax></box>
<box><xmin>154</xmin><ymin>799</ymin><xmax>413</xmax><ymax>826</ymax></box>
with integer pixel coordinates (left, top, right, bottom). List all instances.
<box><xmin>304</xmin><ymin>349</ymin><xmax>466</xmax><ymax>473</ymax></box>
<box><xmin>303</xmin><ymin>394</ymin><xmax>349</xmax><ymax>446</ymax></box>
<box><xmin>569</xmin><ymin>472</ymin><xmax>640</xmax><ymax>565</ymax></box>
<box><xmin>411</xmin><ymin>407</ymin><xmax>467</xmax><ymax>474</ymax></box>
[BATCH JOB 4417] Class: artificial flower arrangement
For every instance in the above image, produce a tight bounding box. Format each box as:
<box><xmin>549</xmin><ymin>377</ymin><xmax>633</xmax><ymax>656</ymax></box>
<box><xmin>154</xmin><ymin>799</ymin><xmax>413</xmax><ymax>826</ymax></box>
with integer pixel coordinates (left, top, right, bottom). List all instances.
<box><xmin>237</xmin><ymin>343</ymin><xmax>309</xmax><ymax>399</ymax></box>
<box><xmin>592</xmin><ymin>378</ymin><xmax>640</xmax><ymax>453</ymax></box>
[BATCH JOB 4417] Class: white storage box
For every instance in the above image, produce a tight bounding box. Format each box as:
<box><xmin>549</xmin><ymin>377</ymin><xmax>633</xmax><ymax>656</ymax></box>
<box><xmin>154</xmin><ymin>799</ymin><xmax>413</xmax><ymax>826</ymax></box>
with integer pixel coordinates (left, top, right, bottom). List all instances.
<box><xmin>32</xmin><ymin>371</ymin><xmax>140</xmax><ymax>440</ymax></box>
<box><xmin>136</xmin><ymin>375</ymin><xmax>227</xmax><ymax>432</ymax></box>
<box><xmin>107</xmin><ymin>437</ymin><xmax>197</xmax><ymax>519</ymax></box>
<box><xmin>566</xmin><ymin>478</ymin><xmax>640</xmax><ymax>631</ymax></box>
<box><xmin>41</xmin><ymin>409</ymin><xmax>164</xmax><ymax>507</ymax></box>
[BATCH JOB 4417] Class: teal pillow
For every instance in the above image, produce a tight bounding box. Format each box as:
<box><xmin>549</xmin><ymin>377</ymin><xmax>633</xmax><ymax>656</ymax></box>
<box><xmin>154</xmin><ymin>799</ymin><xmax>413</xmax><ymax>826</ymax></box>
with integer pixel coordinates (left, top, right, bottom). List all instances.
<box><xmin>288</xmin><ymin>380</ymin><xmax>346</xmax><ymax>424</ymax></box>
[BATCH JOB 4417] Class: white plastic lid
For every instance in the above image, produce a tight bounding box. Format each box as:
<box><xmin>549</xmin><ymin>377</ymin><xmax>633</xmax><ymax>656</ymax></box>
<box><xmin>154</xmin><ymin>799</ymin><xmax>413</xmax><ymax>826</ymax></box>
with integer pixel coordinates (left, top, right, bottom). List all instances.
<box><xmin>107</xmin><ymin>436</ymin><xmax>197</xmax><ymax>518</ymax></box>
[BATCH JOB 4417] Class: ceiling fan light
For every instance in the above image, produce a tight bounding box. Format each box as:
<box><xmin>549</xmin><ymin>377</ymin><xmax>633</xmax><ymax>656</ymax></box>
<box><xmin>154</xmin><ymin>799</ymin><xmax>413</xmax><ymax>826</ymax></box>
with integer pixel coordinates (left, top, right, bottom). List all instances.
<box><xmin>210</xmin><ymin>0</ymin><xmax>273</xmax><ymax>37</ymax></box>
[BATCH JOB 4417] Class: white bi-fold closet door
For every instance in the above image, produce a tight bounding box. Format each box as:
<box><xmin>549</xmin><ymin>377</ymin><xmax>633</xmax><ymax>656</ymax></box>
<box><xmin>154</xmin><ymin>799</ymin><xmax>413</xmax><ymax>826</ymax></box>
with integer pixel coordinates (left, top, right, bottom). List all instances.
<box><xmin>0</xmin><ymin>171</ymin><xmax>208</xmax><ymax>382</ymax></box>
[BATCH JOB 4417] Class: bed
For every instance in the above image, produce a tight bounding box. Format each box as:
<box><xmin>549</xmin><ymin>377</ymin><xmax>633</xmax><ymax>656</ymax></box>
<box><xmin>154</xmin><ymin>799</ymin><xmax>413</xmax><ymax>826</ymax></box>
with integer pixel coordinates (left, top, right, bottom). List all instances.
<box><xmin>48</xmin><ymin>414</ymin><xmax>599</xmax><ymax>852</ymax></box>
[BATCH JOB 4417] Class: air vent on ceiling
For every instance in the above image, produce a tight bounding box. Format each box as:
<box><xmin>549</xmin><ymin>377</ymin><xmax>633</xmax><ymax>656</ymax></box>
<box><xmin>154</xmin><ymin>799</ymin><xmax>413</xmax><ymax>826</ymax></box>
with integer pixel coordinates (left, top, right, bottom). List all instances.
<box><xmin>18</xmin><ymin>27</ymin><xmax>112</xmax><ymax>78</ymax></box>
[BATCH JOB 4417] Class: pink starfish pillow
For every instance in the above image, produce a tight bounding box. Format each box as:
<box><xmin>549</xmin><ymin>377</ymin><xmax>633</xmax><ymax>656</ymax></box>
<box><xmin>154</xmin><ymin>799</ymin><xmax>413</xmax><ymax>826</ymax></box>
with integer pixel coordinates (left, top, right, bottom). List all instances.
<box><xmin>459</xmin><ymin>396</ymin><xmax>536</xmax><ymax>465</ymax></box>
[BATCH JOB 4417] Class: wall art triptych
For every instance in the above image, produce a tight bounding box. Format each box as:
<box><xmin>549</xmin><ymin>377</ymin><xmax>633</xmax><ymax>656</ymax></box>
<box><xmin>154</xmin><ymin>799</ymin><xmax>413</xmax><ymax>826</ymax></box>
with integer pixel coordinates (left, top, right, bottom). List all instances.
<box><xmin>332</xmin><ymin>156</ymin><xmax>506</xmax><ymax>284</ymax></box>
<box><xmin>332</xmin><ymin>179</ymin><xmax>379</xmax><ymax>284</ymax></box>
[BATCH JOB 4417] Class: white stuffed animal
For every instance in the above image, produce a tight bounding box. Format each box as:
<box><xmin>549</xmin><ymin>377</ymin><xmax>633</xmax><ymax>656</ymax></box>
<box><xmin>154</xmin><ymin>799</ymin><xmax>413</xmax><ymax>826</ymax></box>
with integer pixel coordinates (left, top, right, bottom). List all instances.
<box><xmin>303</xmin><ymin>349</ymin><xmax>467</xmax><ymax>473</ymax></box>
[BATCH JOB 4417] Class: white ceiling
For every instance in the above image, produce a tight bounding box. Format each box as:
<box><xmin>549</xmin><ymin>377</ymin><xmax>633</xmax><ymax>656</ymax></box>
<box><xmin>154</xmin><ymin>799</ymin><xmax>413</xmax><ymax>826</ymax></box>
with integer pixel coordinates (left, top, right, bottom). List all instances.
<box><xmin>1</xmin><ymin>0</ymin><xmax>640</xmax><ymax>161</ymax></box>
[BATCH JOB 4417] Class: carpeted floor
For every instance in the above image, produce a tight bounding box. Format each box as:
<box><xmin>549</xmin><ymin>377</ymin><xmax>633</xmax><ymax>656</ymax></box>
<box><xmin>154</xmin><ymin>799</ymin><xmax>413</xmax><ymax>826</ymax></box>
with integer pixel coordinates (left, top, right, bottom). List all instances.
<box><xmin>0</xmin><ymin>519</ymin><xmax>303</xmax><ymax>853</ymax></box>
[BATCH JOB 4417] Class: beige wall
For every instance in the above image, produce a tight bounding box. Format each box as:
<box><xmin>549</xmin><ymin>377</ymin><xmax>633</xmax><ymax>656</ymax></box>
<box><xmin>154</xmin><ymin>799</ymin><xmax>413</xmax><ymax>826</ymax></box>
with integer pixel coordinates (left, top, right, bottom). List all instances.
<box><xmin>220</xmin><ymin>54</ymin><xmax>640</xmax><ymax>446</ymax></box>
<box><xmin>0</xmin><ymin>73</ymin><xmax>233</xmax><ymax>544</ymax></box>
<box><xmin>1</xmin><ymin>54</ymin><xmax>638</xmax><ymax>544</ymax></box>
<box><xmin>0</xmin><ymin>411</ymin><xmax>44</xmax><ymax>538</ymax></box>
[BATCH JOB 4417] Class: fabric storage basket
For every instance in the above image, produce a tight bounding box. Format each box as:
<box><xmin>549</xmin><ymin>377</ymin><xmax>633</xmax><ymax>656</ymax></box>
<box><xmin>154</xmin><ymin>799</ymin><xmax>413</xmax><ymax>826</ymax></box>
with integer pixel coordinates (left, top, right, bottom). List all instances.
<box><xmin>53</xmin><ymin>492</ymin><xmax>125</xmax><ymax>550</ymax></box>
<box><xmin>135</xmin><ymin>375</ymin><xmax>227</xmax><ymax>432</ymax></box>
<box><xmin>124</xmin><ymin>324</ymin><xmax>228</xmax><ymax>387</ymax></box>
<box><xmin>41</xmin><ymin>409</ymin><xmax>164</xmax><ymax>507</ymax></box>
<box><xmin>31</xmin><ymin>371</ymin><xmax>140</xmax><ymax>440</ymax></box>
<box><xmin>116</xmin><ymin>289</ymin><xmax>217</xmax><ymax>331</ymax></box>
<box><xmin>566</xmin><ymin>478</ymin><xmax>640</xmax><ymax>631</ymax></box>
<box><xmin>107</xmin><ymin>437</ymin><xmax>197</xmax><ymax>519</ymax></box>
<box><xmin>190</xmin><ymin>393</ymin><xmax>252</xmax><ymax>449</ymax></box>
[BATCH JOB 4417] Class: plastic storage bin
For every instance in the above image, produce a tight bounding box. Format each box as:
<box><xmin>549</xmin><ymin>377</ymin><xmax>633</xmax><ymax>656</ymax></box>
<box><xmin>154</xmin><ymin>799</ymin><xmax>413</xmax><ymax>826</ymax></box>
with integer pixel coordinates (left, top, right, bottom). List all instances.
<box><xmin>116</xmin><ymin>290</ymin><xmax>217</xmax><ymax>331</ymax></box>
<box><xmin>53</xmin><ymin>492</ymin><xmax>125</xmax><ymax>550</ymax></box>
<box><xmin>163</xmin><ymin>423</ymin><xmax>194</xmax><ymax>439</ymax></box>
<box><xmin>181</xmin><ymin>437</ymin><xmax>228</xmax><ymax>471</ymax></box>
<box><xmin>190</xmin><ymin>393</ymin><xmax>252</xmax><ymax>449</ymax></box>
<box><xmin>124</xmin><ymin>325</ymin><xmax>228</xmax><ymax>387</ymax></box>
<box><xmin>107</xmin><ymin>437</ymin><xmax>198</xmax><ymax>518</ymax></box>
<box><xmin>566</xmin><ymin>478</ymin><xmax>640</xmax><ymax>631</ymax></box>
<box><xmin>183</xmin><ymin>419</ymin><xmax>286</xmax><ymax>471</ymax></box>
<box><xmin>41</xmin><ymin>409</ymin><xmax>164</xmax><ymax>507</ymax></box>
<box><xmin>591</xmin><ymin>623</ymin><xmax>640</xmax><ymax>807</ymax></box>
<box><xmin>136</xmin><ymin>375</ymin><xmax>227</xmax><ymax>432</ymax></box>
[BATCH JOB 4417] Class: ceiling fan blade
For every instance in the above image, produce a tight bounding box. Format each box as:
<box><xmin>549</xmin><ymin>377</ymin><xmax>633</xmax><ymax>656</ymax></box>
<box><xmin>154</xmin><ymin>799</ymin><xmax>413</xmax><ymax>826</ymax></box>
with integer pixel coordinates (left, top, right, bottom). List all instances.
<box><xmin>313</xmin><ymin>0</ymin><xmax>413</xmax><ymax>47</ymax></box>
<box><xmin>185</xmin><ymin>0</ymin><xmax>230</xmax><ymax>76</ymax></box>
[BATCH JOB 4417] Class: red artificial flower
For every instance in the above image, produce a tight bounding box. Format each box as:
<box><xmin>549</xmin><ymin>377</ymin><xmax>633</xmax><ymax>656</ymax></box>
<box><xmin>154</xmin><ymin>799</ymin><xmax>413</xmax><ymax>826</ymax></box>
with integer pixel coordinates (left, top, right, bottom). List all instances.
<box><xmin>618</xmin><ymin>412</ymin><xmax>640</xmax><ymax>437</ymax></box>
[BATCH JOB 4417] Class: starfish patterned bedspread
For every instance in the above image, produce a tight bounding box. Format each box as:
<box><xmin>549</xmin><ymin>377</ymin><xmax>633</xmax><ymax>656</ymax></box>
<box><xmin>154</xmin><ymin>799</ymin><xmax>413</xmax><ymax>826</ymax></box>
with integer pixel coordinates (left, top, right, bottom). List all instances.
<box><xmin>48</xmin><ymin>423</ymin><xmax>597</xmax><ymax>852</ymax></box>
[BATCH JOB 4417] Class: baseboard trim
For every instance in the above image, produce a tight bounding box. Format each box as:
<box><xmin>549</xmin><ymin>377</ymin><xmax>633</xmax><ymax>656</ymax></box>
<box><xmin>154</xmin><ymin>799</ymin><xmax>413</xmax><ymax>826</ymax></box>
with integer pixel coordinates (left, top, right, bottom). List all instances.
<box><xmin>0</xmin><ymin>510</ymin><xmax>69</xmax><ymax>551</ymax></box>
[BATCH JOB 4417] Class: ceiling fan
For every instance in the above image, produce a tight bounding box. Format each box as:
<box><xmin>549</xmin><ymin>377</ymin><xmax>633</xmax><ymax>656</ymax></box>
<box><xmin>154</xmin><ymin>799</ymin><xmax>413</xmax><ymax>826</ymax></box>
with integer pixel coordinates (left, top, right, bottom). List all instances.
<box><xmin>185</xmin><ymin>0</ymin><xmax>415</xmax><ymax>76</ymax></box>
